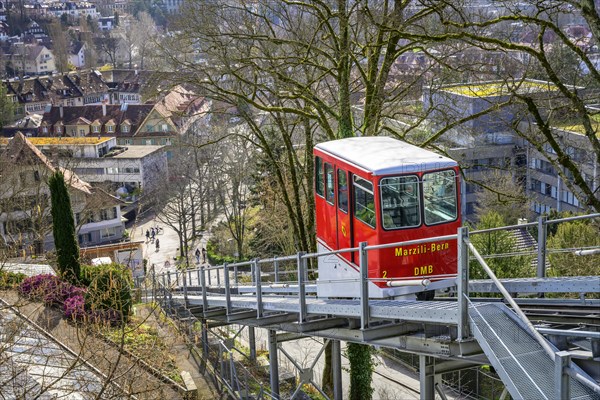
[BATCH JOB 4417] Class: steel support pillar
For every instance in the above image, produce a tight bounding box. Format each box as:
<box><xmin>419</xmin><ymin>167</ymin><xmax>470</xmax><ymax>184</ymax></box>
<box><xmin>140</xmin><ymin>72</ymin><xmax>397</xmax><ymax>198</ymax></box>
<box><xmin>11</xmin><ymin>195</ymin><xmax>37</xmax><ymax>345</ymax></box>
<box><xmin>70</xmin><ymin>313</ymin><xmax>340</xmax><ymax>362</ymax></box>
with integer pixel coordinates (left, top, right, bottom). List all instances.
<box><xmin>537</xmin><ymin>215</ymin><xmax>547</xmax><ymax>278</ymax></box>
<box><xmin>248</xmin><ymin>326</ymin><xmax>256</xmax><ymax>361</ymax></box>
<box><xmin>268</xmin><ymin>329</ymin><xmax>280</xmax><ymax>399</ymax></box>
<box><xmin>457</xmin><ymin>227</ymin><xmax>470</xmax><ymax>340</ymax></box>
<box><xmin>555</xmin><ymin>351</ymin><xmax>571</xmax><ymax>399</ymax></box>
<box><xmin>419</xmin><ymin>355</ymin><xmax>435</xmax><ymax>400</ymax></box>
<box><xmin>332</xmin><ymin>340</ymin><xmax>343</xmax><ymax>400</ymax></box>
<box><xmin>201</xmin><ymin>320</ymin><xmax>209</xmax><ymax>356</ymax></box>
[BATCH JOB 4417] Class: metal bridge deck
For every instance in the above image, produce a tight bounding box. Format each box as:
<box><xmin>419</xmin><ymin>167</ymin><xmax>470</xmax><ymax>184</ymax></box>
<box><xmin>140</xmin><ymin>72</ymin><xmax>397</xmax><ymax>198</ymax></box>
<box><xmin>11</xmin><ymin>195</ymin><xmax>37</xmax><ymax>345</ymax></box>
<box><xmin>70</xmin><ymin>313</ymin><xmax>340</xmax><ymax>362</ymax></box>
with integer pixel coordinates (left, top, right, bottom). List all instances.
<box><xmin>184</xmin><ymin>293</ymin><xmax>491</xmax><ymax>324</ymax></box>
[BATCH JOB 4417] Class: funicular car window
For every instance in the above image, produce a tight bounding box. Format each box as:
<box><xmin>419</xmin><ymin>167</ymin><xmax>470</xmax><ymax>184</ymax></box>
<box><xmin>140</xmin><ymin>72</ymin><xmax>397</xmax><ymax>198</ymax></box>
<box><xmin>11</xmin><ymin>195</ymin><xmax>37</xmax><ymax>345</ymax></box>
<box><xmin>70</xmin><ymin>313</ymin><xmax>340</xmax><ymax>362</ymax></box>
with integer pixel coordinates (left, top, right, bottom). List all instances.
<box><xmin>353</xmin><ymin>176</ymin><xmax>376</xmax><ymax>228</ymax></box>
<box><xmin>338</xmin><ymin>169</ymin><xmax>348</xmax><ymax>213</ymax></box>
<box><xmin>423</xmin><ymin>170</ymin><xmax>457</xmax><ymax>225</ymax></box>
<box><xmin>315</xmin><ymin>157</ymin><xmax>324</xmax><ymax>197</ymax></box>
<box><xmin>380</xmin><ymin>176</ymin><xmax>420</xmax><ymax>229</ymax></box>
<box><xmin>325</xmin><ymin>163</ymin><xmax>335</xmax><ymax>204</ymax></box>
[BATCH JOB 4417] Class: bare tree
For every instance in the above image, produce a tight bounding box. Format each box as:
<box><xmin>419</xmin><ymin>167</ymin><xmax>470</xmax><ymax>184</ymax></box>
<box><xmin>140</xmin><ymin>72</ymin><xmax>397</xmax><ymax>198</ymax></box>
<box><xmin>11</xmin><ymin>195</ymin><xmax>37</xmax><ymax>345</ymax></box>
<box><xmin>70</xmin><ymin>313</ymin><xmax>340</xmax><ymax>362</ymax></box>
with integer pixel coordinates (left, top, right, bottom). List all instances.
<box><xmin>94</xmin><ymin>32</ymin><xmax>120</xmax><ymax>68</ymax></box>
<box><xmin>216</xmin><ymin>133</ymin><xmax>255</xmax><ymax>261</ymax></box>
<box><xmin>48</xmin><ymin>21</ymin><xmax>69</xmax><ymax>73</ymax></box>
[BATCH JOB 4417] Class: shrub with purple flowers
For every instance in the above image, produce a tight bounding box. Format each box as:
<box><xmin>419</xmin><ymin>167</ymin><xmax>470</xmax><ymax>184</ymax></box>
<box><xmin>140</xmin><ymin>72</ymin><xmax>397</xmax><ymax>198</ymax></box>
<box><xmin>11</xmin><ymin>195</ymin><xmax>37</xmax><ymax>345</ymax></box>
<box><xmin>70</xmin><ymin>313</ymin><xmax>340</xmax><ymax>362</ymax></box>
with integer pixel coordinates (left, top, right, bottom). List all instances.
<box><xmin>63</xmin><ymin>294</ymin><xmax>86</xmax><ymax>320</ymax></box>
<box><xmin>19</xmin><ymin>269</ymin><xmax>130</xmax><ymax>326</ymax></box>
<box><xmin>19</xmin><ymin>274</ymin><xmax>62</xmax><ymax>299</ymax></box>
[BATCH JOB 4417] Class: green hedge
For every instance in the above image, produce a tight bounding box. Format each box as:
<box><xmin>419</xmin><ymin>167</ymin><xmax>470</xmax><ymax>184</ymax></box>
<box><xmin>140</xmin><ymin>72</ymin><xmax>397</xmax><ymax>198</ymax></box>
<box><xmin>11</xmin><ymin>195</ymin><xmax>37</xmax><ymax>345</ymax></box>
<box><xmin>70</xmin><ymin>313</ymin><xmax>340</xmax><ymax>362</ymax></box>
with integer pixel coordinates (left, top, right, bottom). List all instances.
<box><xmin>206</xmin><ymin>240</ymin><xmax>236</xmax><ymax>265</ymax></box>
<box><xmin>0</xmin><ymin>271</ymin><xmax>27</xmax><ymax>289</ymax></box>
<box><xmin>82</xmin><ymin>263</ymin><xmax>133</xmax><ymax>323</ymax></box>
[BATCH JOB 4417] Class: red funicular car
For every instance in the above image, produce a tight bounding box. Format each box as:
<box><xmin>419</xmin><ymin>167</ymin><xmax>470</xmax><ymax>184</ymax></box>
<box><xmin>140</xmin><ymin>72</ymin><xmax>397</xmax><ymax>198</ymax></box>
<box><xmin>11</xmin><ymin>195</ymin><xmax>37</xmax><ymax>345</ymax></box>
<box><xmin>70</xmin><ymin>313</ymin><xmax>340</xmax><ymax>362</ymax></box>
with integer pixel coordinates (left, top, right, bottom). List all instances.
<box><xmin>314</xmin><ymin>137</ymin><xmax>461</xmax><ymax>299</ymax></box>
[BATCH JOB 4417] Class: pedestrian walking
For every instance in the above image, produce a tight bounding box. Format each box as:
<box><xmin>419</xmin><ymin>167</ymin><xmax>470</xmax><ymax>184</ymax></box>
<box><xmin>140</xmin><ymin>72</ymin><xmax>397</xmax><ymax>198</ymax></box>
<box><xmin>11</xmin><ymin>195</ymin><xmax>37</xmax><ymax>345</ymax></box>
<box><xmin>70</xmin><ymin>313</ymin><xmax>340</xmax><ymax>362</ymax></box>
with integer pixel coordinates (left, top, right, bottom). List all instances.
<box><xmin>155</xmin><ymin>238</ymin><xmax>160</xmax><ymax>252</ymax></box>
<box><xmin>202</xmin><ymin>247</ymin><xmax>207</xmax><ymax>264</ymax></box>
<box><xmin>195</xmin><ymin>248</ymin><xmax>201</xmax><ymax>264</ymax></box>
<box><xmin>145</xmin><ymin>229</ymin><xmax>150</xmax><ymax>242</ymax></box>
<box><xmin>151</xmin><ymin>228</ymin><xmax>155</xmax><ymax>241</ymax></box>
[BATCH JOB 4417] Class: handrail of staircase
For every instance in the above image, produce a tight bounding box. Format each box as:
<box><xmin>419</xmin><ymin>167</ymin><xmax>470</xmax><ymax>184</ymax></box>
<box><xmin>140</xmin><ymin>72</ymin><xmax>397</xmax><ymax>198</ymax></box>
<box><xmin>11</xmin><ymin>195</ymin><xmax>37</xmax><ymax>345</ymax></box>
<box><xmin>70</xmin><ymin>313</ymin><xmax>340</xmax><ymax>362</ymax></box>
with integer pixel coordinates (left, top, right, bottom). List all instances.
<box><xmin>466</xmin><ymin>240</ymin><xmax>600</xmax><ymax>395</ymax></box>
<box><xmin>467</xmin><ymin>240</ymin><xmax>556</xmax><ymax>358</ymax></box>
<box><xmin>470</xmin><ymin>212</ymin><xmax>600</xmax><ymax>235</ymax></box>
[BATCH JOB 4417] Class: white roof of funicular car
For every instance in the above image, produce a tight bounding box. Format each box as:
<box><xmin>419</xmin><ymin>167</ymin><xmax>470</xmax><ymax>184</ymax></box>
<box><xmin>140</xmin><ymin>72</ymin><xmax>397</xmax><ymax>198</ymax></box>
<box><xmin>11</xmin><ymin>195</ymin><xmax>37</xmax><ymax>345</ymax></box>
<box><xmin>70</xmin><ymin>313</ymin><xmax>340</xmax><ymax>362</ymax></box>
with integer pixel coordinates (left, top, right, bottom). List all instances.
<box><xmin>315</xmin><ymin>136</ymin><xmax>457</xmax><ymax>176</ymax></box>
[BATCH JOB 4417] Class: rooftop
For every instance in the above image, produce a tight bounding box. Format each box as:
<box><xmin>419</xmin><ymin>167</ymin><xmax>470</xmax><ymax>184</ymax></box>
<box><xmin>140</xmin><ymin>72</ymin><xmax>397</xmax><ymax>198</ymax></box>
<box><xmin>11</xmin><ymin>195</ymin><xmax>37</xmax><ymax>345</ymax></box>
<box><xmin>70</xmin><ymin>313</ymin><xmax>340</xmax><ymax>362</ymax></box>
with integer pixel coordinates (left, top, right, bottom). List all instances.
<box><xmin>109</xmin><ymin>145</ymin><xmax>165</xmax><ymax>158</ymax></box>
<box><xmin>441</xmin><ymin>80</ymin><xmax>559</xmax><ymax>98</ymax></box>
<box><xmin>27</xmin><ymin>137</ymin><xmax>114</xmax><ymax>146</ymax></box>
<box><xmin>315</xmin><ymin>136</ymin><xmax>456</xmax><ymax>176</ymax></box>
<box><xmin>553</xmin><ymin>113</ymin><xmax>600</xmax><ymax>137</ymax></box>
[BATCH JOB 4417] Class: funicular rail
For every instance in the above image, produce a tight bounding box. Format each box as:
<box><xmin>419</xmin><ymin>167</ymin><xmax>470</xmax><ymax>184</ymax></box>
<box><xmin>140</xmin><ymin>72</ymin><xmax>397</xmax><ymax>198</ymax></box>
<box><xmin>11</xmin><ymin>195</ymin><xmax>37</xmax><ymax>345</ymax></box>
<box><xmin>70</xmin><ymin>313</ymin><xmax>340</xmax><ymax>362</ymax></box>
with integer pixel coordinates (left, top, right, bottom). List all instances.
<box><xmin>146</xmin><ymin>213</ymin><xmax>600</xmax><ymax>400</ymax></box>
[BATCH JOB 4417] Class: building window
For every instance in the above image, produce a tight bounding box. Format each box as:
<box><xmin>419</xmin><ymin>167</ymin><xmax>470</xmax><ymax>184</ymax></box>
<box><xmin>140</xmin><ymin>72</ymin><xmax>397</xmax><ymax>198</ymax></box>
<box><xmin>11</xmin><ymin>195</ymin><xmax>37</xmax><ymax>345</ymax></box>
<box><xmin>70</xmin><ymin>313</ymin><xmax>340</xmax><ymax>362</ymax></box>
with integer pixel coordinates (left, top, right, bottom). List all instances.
<box><xmin>107</xmin><ymin>125</ymin><xmax>114</xmax><ymax>132</ymax></box>
<box><xmin>122</xmin><ymin>125</ymin><xmax>129</xmax><ymax>133</ymax></box>
<box><xmin>78</xmin><ymin>232</ymin><xmax>92</xmax><ymax>244</ymax></box>
<box><xmin>101</xmin><ymin>227</ymin><xmax>117</xmax><ymax>238</ymax></box>
<box><xmin>92</xmin><ymin>125</ymin><xmax>99</xmax><ymax>133</ymax></box>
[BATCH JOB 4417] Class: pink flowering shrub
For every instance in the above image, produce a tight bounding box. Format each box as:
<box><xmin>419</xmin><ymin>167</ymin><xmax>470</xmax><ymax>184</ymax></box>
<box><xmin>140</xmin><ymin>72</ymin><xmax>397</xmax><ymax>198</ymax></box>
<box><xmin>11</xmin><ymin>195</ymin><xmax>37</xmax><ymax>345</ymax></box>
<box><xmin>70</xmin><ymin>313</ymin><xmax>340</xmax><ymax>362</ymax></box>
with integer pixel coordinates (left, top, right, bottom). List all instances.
<box><xmin>63</xmin><ymin>294</ymin><xmax>86</xmax><ymax>320</ymax></box>
<box><xmin>19</xmin><ymin>272</ymin><xmax>125</xmax><ymax>326</ymax></box>
<box><xmin>19</xmin><ymin>274</ymin><xmax>86</xmax><ymax>307</ymax></box>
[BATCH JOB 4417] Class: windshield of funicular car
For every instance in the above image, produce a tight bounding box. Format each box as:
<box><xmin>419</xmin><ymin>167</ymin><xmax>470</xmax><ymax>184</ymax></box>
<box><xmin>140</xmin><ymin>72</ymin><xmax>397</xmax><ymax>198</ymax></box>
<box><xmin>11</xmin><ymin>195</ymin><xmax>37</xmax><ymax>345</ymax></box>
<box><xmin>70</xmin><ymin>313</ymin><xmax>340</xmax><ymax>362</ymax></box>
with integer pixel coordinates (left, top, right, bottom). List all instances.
<box><xmin>380</xmin><ymin>175</ymin><xmax>421</xmax><ymax>229</ymax></box>
<box><xmin>422</xmin><ymin>170</ymin><xmax>458</xmax><ymax>225</ymax></box>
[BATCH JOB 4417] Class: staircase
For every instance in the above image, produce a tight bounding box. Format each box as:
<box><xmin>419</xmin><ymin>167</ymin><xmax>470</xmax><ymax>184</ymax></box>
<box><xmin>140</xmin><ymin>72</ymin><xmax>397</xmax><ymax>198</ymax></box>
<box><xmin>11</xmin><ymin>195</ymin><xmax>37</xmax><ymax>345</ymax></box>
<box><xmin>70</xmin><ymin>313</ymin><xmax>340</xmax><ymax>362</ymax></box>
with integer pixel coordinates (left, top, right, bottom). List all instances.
<box><xmin>470</xmin><ymin>303</ymin><xmax>598</xmax><ymax>400</ymax></box>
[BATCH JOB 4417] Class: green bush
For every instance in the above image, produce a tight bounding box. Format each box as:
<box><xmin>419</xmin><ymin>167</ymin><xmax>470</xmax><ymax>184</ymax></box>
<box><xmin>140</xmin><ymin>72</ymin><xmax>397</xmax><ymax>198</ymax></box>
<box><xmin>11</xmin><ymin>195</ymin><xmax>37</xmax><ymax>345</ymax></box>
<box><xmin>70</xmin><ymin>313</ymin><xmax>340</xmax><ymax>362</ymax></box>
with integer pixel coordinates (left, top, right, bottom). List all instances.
<box><xmin>83</xmin><ymin>263</ymin><xmax>133</xmax><ymax>324</ymax></box>
<box><xmin>206</xmin><ymin>240</ymin><xmax>236</xmax><ymax>265</ymax></box>
<box><xmin>0</xmin><ymin>271</ymin><xmax>27</xmax><ymax>289</ymax></box>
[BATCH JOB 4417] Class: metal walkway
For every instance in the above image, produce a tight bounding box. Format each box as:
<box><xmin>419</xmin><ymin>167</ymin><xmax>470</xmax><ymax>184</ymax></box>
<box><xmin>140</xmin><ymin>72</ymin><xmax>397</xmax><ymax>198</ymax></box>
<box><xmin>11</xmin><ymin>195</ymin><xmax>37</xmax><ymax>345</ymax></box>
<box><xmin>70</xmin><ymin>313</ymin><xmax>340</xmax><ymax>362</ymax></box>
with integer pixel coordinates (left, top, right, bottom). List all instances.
<box><xmin>470</xmin><ymin>303</ymin><xmax>598</xmax><ymax>400</ymax></box>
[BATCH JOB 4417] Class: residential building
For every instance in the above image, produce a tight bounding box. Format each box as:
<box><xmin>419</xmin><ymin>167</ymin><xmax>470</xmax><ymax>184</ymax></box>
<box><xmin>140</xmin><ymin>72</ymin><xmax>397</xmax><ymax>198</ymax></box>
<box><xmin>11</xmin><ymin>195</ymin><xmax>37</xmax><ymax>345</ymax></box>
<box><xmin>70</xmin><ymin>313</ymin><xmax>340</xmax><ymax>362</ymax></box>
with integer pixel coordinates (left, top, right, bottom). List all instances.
<box><xmin>0</xmin><ymin>133</ymin><xmax>125</xmax><ymax>254</ymax></box>
<box><xmin>103</xmin><ymin>69</ymin><xmax>152</xmax><ymax>104</ymax></box>
<box><xmin>3</xmin><ymin>113</ymin><xmax>43</xmax><ymax>137</ymax></box>
<box><xmin>12</xmin><ymin>136</ymin><xmax>169</xmax><ymax>197</ymax></box>
<box><xmin>98</xmin><ymin>16</ymin><xmax>116</xmax><ymax>31</ymax></box>
<box><xmin>161</xmin><ymin>0</ymin><xmax>184</xmax><ymax>14</ymax></box>
<box><xmin>522</xmin><ymin>121</ymin><xmax>599</xmax><ymax>215</ymax></box>
<box><xmin>39</xmin><ymin>103</ymin><xmax>177</xmax><ymax>146</ymax></box>
<box><xmin>3</xmin><ymin>71</ymin><xmax>111</xmax><ymax>118</ymax></box>
<box><xmin>424</xmin><ymin>79</ymin><xmax>594</xmax><ymax>220</ymax></box>
<box><xmin>8</xmin><ymin>44</ymin><xmax>56</xmax><ymax>76</ymax></box>
<box><xmin>45</xmin><ymin>1</ymin><xmax>100</xmax><ymax>20</ymax></box>
<box><xmin>69</xmin><ymin>42</ymin><xmax>86</xmax><ymax>69</ymax></box>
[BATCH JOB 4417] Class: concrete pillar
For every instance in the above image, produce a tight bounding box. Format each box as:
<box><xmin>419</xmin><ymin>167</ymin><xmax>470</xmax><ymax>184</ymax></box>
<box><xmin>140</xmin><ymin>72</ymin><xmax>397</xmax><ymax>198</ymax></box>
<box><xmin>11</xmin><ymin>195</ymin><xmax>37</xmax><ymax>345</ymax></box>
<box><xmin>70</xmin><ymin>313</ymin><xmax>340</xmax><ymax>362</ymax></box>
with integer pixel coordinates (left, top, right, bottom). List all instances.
<box><xmin>268</xmin><ymin>329</ymin><xmax>280</xmax><ymax>399</ymax></box>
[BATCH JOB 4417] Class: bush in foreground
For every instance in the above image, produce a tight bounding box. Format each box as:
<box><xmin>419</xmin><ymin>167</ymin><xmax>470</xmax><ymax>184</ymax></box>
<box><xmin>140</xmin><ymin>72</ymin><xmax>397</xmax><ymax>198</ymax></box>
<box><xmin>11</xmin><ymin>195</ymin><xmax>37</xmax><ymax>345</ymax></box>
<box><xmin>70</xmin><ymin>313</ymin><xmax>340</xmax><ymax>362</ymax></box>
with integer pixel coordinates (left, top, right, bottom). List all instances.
<box><xmin>83</xmin><ymin>263</ymin><xmax>133</xmax><ymax>324</ymax></box>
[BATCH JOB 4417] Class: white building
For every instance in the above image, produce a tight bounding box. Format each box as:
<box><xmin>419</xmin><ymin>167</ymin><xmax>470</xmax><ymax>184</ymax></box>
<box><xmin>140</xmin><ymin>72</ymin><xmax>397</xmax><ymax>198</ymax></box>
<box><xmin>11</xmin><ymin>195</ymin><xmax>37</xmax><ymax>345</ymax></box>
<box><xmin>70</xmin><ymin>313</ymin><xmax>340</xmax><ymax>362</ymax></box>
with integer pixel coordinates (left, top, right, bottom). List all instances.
<box><xmin>45</xmin><ymin>1</ymin><xmax>100</xmax><ymax>20</ymax></box>
<box><xmin>18</xmin><ymin>137</ymin><xmax>168</xmax><ymax>199</ymax></box>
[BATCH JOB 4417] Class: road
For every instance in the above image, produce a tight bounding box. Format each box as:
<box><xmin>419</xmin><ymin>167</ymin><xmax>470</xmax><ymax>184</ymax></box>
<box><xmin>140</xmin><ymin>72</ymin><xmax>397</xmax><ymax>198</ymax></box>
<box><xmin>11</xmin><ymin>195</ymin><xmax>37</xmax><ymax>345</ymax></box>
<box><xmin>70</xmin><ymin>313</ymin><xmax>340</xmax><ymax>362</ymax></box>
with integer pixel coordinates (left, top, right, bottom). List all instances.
<box><xmin>129</xmin><ymin>213</ymin><xmax>211</xmax><ymax>276</ymax></box>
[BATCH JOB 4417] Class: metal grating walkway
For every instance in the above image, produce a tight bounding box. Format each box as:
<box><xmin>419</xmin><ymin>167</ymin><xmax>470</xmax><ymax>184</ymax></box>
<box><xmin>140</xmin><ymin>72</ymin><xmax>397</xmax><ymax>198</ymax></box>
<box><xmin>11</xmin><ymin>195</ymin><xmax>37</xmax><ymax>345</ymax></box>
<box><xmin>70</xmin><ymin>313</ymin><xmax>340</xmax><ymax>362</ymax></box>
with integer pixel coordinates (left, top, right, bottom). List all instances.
<box><xmin>184</xmin><ymin>294</ymin><xmax>465</xmax><ymax>324</ymax></box>
<box><xmin>470</xmin><ymin>303</ymin><xmax>598</xmax><ymax>400</ymax></box>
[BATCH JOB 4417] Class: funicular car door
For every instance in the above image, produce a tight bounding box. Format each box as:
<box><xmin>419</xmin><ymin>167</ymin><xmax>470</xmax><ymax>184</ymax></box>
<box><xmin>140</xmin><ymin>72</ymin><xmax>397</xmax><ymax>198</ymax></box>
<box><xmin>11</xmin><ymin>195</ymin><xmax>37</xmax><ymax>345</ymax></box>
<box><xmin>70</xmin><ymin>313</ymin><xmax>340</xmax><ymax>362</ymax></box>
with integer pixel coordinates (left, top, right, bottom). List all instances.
<box><xmin>322</xmin><ymin>161</ymin><xmax>338</xmax><ymax>248</ymax></box>
<box><xmin>351</xmin><ymin>173</ymin><xmax>378</xmax><ymax>257</ymax></box>
<box><xmin>336</xmin><ymin>168</ymin><xmax>352</xmax><ymax>263</ymax></box>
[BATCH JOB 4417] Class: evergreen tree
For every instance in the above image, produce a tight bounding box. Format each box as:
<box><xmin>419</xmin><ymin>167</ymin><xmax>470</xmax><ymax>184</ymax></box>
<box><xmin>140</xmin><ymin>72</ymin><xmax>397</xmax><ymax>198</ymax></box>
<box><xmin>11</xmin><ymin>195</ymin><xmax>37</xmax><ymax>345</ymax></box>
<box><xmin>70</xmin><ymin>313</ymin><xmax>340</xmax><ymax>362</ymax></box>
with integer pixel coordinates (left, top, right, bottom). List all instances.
<box><xmin>49</xmin><ymin>171</ymin><xmax>81</xmax><ymax>283</ymax></box>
